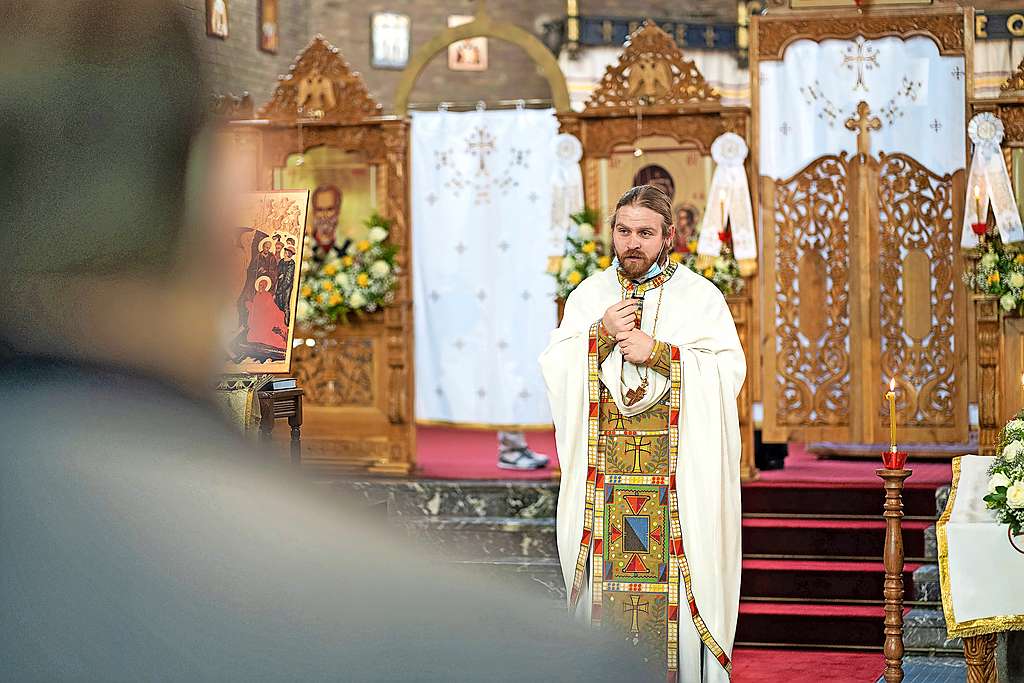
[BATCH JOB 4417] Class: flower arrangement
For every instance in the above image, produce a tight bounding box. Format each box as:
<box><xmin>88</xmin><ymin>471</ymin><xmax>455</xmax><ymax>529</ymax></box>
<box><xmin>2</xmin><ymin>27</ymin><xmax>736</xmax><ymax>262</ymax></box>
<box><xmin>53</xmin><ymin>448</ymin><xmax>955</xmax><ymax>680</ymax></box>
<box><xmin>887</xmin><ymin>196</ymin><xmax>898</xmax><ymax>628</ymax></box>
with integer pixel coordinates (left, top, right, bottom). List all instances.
<box><xmin>297</xmin><ymin>213</ymin><xmax>399</xmax><ymax>326</ymax></box>
<box><xmin>963</xmin><ymin>234</ymin><xmax>1024</xmax><ymax>314</ymax></box>
<box><xmin>551</xmin><ymin>208</ymin><xmax>611</xmax><ymax>299</ymax></box>
<box><xmin>672</xmin><ymin>224</ymin><xmax>746</xmax><ymax>296</ymax></box>
<box><xmin>984</xmin><ymin>411</ymin><xmax>1024</xmax><ymax>537</ymax></box>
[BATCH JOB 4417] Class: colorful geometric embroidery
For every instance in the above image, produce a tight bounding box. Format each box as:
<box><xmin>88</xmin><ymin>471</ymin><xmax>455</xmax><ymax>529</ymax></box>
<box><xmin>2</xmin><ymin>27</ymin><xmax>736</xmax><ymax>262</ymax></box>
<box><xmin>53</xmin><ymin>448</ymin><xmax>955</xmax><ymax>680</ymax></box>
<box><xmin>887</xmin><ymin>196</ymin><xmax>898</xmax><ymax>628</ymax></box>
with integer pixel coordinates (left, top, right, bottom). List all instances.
<box><xmin>569</xmin><ymin>276</ymin><xmax>732</xmax><ymax>678</ymax></box>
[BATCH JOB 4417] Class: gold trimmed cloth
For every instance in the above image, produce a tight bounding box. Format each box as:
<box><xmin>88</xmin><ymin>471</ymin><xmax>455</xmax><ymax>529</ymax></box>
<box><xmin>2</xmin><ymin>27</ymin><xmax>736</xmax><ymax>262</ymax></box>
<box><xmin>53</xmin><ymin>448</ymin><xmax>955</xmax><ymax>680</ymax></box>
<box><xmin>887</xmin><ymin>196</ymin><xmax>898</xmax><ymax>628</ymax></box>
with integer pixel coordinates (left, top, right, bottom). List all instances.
<box><xmin>937</xmin><ymin>455</ymin><xmax>1024</xmax><ymax>638</ymax></box>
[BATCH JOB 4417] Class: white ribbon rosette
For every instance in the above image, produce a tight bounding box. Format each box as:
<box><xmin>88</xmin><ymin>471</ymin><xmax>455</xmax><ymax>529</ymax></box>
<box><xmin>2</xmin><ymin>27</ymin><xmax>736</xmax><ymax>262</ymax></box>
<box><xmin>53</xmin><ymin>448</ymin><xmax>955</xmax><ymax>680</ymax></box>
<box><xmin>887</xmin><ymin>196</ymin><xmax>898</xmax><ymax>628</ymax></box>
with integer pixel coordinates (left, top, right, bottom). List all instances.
<box><xmin>697</xmin><ymin>132</ymin><xmax>758</xmax><ymax>276</ymax></box>
<box><xmin>550</xmin><ymin>133</ymin><xmax>584</xmax><ymax>253</ymax></box>
<box><xmin>962</xmin><ymin>113</ymin><xmax>1023</xmax><ymax>247</ymax></box>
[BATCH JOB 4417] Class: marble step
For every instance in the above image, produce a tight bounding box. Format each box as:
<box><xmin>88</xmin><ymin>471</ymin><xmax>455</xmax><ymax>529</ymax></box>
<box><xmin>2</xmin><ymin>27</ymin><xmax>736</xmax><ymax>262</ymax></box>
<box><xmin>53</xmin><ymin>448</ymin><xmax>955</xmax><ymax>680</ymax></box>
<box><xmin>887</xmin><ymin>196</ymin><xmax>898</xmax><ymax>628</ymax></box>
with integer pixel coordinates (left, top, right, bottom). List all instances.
<box><xmin>331</xmin><ymin>479</ymin><xmax>558</xmax><ymax>519</ymax></box>
<box><xmin>904</xmin><ymin>607</ymin><xmax>962</xmax><ymax>653</ymax></box>
<box><xmin>400</xmin><ymin>516</ymin><xmax>559</xmax><ymax>560</ymax></box>
<box><xmin>451</xmin><ymin>556</ymin><xmax>567</xmax><ymax>602</ymax></box>
<box><xmin>912</xmin><ymin>564</ymin><xmax>941</xmax><ymax>603</ymax></box>
<box><xmin>936</xmin><ymin>485</ymin><xmax>951</xmax><ymax>517</ymax></box>
<box><xmin>923</xmin><ymin>524</ymin><xmax>937</xmax><ymax>560</ymax></box>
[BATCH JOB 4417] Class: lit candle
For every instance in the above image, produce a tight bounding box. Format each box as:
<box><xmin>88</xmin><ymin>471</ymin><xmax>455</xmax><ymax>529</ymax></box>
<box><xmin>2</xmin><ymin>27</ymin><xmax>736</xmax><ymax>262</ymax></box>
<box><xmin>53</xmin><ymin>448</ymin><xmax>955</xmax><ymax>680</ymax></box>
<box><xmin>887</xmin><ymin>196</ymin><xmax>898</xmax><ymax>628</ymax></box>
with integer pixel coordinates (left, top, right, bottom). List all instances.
<box><xmin>975</xmin><ymin>184</ymin><xmax>983</xmax><ymax>224</ymax></box>
<box><xmin>886</xmin><ymin>378</ymin><xmax>897</xmax><ymax>453</ymax></box>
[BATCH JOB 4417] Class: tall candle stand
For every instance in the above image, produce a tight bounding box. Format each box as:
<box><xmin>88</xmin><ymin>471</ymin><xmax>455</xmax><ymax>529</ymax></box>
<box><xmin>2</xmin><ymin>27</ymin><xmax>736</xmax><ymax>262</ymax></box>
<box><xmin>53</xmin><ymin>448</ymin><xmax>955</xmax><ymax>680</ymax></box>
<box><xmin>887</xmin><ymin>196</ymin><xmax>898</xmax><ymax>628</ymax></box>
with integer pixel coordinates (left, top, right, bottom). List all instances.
<box><xmin>879</xmin><ymin>380</ymin><xmax>909</xmax><ymax>683</ymax></box>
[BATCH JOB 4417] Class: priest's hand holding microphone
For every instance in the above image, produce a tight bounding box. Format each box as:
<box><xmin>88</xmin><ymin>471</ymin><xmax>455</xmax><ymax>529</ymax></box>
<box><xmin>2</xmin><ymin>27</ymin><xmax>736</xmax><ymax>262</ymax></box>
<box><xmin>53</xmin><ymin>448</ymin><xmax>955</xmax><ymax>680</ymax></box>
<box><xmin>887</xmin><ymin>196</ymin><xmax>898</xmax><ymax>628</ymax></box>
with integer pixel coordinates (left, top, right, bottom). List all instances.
<box><xmin>601</xmin><ymin>298</ymin><xmax>656</xmax><ymax>364</ymax></box>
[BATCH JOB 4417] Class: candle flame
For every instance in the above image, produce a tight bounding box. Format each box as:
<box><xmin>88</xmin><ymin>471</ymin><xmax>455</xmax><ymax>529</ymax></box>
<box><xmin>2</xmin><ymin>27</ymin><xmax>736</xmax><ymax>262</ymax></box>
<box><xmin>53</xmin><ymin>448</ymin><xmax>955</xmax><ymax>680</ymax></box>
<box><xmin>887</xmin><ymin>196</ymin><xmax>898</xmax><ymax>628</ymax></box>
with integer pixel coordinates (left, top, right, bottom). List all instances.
<box><xmin>975</xmin><ymin>184</ymin><xmax>981</xmax><ymax>200</ymax></box>
<box><xmin>889</xmin><ymin>378</ymin><xmax>896</xmax><ymax>391</ymax></box>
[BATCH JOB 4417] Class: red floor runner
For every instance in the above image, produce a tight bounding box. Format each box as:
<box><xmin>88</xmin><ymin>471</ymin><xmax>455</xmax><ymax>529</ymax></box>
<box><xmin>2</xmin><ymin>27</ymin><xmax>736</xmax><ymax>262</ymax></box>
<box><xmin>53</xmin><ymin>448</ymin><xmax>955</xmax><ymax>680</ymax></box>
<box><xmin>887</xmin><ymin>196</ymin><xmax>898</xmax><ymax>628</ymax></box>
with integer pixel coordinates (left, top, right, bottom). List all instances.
<box><xmin>732</xmin><ymin>648</ymin><xmax>883</xmax><ymax>682</ymax></box>
<box><xmin>415</xmin><ymin>426</ymin><xmax>558</xmax><ymax>480</ymax></box>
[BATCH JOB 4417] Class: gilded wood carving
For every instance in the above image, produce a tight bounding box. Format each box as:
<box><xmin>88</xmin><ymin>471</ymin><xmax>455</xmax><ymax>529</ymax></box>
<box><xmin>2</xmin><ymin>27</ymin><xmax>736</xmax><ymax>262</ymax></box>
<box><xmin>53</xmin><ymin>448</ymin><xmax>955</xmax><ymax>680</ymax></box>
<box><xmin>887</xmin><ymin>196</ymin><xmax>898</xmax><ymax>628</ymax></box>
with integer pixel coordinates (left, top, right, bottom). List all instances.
<box><xmin>771</xmin><ymin>154</ymin><xmax>852</xmax><ymax>429</ymax></box>
<box><xmin>877</xmin><ymin>153</ymin><xmax>959</xmax><ymax>430</ymax></box>
<box><xmin>584</xmin><ymin>20</ymin><xmax>719</xmax><ymax>112</ymax></box>
<box><xmin>291</xmin><ymin>337</ymin><xmax>375</xmax><ymax>405</ymax></box>
<box><xmin>756</xmin><ymin>11</ymin><xmax>965</xmax><ymax>61</ymax></box>
<box><xmin>258</xmin><ymin>35</ymin><xmax>383</xmax><ymax>123</ymax></box>
<box><xmin>1001</xmin><ymin>57</ymin><xmax>1024</xmax><ymax>94</ymax></box>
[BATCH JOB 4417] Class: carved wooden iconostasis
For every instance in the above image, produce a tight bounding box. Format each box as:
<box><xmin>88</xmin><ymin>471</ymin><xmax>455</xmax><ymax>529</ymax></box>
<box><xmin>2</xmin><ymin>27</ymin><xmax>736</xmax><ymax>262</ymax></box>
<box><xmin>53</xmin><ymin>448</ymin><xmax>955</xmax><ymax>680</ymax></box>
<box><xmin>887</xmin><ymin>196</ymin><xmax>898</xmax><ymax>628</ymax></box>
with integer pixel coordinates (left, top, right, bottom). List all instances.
<box><xmin>225</xmin><ymin>36</ymin><xmax>415</xmax><ymax>475</ymax></box>
<box><xmin>560</xmin><ymin>21</ymin><xmax>759</xmax><ymax>481</ymax></box>
<box><xmin>753</xmin><ymin>7</ymin><xmax>973</xmax><ymax>453</ymax></box>
<box><xmin>971</xmin><ymin>58</ymin><xmax>1024</xmax><ymax>455</ymax></box>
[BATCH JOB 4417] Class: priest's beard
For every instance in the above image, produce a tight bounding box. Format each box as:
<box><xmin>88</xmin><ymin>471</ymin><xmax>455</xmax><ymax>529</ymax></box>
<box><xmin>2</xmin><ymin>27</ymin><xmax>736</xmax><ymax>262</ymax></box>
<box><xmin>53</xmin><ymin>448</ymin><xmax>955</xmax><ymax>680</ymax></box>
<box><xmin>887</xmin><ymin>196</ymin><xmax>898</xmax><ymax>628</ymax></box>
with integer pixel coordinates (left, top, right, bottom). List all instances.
<box><xmin>614</xmin><ymin>240</ymin><xmax>671</xmax><ymax>280</ymax></box>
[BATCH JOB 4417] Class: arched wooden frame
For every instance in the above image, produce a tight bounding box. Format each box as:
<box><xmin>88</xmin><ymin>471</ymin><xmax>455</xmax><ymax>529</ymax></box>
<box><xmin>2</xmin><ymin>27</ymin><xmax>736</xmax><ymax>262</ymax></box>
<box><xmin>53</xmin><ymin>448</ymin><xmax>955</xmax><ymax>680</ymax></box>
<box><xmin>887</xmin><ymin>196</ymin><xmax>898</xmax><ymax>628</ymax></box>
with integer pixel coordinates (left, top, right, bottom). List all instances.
<box><xmin>751</xmin><ymin>7</ymin><xmax>973</xmax><ymax>453</ymax></box>
<box><xmin>561</xmin><ymin>21</ymin><xmax>758</xmax><ymax>481</ymax></box>
<box><xmin>393</xmin><ymin>4</ymin><xmax>571</xmax><ymax>116</ymax></box>
<box><xmin>227</xmin><ymin>36</ymin><xmax>416</xmax><ymax>476</ymax></box>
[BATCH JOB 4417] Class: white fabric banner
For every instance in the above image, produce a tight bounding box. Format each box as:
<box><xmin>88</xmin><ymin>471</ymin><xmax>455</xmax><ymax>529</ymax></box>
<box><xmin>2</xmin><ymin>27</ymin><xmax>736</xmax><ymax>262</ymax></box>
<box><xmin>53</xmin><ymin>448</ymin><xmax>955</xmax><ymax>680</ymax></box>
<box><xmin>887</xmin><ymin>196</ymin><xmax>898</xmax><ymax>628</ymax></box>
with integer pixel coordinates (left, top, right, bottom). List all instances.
<box><xmin>974</xmin><ymin>38</ymin><xmax>1024</xmax><ymax>100</ymax></box>
<box><xmin>961</xmin><ymin>113</ymin><xmax>1024</xmax><ymax>247</ymax></box>
<box><xmin>697</xmin><ymin>133</ymin><xmax>757</xmax><ymax>269</ymax></box>
<box><xmin>759</xmin><ymin>36</ymin><xmax>966</xmax><ymax>180</ymax></box>
<box><xmin>412</xmin><ymin>109</ymin><xmax>560</xmax><ymax>426</ymax></box>
<box><xmin>938</xmin><ymin>456</ymin><xmax>1024</xmax><ymax>636</ymax></box>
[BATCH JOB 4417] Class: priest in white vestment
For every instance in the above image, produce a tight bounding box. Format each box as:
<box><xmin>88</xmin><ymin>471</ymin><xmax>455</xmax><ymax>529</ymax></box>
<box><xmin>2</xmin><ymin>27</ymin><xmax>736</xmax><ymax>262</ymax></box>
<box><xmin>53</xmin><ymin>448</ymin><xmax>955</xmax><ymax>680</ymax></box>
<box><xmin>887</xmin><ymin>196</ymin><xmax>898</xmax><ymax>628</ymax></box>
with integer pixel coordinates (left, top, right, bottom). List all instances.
<box><xmin>540</xmin><ymin>185</ymin><xmax>745</xmax><ymax>682</ymax></box>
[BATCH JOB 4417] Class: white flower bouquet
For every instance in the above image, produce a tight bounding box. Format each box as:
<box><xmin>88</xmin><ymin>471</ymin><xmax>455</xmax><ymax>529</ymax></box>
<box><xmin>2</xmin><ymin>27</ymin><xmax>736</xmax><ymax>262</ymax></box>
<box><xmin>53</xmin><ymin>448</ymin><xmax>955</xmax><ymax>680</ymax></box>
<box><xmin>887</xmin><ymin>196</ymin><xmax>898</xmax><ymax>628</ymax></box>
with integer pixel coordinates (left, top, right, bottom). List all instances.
<box><xmin>298</xmin><ymin>213</ymin><xmax>399</xmax><ymax>326</ymax></box>
<box><xmin>551</xmin><ymin>208</ymin><xmax>610</xmax><ymax>300</ymax></box>
<box><xmin>984</xmin><ymin>412</ymin><xmax>1024</xmax><ymax>537</ymax></box>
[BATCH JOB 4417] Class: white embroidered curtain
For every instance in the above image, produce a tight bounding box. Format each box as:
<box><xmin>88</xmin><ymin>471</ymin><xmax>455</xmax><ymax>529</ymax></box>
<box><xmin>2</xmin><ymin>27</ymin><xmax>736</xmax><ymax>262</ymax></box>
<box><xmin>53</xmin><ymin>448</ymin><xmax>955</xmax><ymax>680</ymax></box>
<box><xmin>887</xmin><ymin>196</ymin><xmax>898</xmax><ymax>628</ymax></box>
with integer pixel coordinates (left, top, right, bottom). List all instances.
<box><xmin>759</xmin><ymin>36</ymin><xmax>966</xmax><ymax>180</ymax></box>
<box><xmin>411</xmin><ymin>109</ymin><xmax>561</xmax><ymax>427</ymax></box>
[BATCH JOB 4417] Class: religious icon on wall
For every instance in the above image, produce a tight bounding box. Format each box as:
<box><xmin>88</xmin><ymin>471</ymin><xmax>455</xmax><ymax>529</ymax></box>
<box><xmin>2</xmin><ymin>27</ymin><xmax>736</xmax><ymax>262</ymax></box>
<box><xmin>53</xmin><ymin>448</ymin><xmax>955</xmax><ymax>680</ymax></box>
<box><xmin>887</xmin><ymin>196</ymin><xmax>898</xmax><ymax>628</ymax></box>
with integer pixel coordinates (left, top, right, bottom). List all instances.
<box><xmin>605</xmin><ymin>137</ymin><xmax>712</xmax><ymax>247</ymax></box>
<box><xmin>274</xmin><ymin>147</ymin><xmax>376</xmax><ymax>248</ymax></box>
<box><xmin>633</xmin><ymin>164</ymin><xmax>677</xmax><ymax>202</ymax></box>
<box><xmin>259</xmin><ymin>0</ymin><xmax>279</xmax><ymax>54</ymax></box>
<box><xmin>448</xmin><ymin>15</ymin><xmax>487</xmax><ymax>71</ymax></box>
<box><xmin>370</xmin><ymin>12</ymin><xmax>410</xmax><ymax>70</ymax></box>
<box><xmin>224</xmin><ymin>190</ymin><xmax>310</xmax><ymax>374</ymax></box>
<box><xmin>206</xmin><ymin>0</ymin><xmax>229</xmax><ymax>39</ymax></box>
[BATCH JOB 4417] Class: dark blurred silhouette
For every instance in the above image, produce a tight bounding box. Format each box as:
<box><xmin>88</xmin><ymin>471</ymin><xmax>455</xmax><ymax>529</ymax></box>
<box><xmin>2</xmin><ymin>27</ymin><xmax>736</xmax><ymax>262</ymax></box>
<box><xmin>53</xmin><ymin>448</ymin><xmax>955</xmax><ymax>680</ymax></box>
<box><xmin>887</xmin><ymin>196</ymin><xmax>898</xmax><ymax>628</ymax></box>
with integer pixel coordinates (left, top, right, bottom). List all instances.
<box><xmin>0</xmin><ymin>2</ymin><xmax>652</xmax><ymax>680</ymax></box>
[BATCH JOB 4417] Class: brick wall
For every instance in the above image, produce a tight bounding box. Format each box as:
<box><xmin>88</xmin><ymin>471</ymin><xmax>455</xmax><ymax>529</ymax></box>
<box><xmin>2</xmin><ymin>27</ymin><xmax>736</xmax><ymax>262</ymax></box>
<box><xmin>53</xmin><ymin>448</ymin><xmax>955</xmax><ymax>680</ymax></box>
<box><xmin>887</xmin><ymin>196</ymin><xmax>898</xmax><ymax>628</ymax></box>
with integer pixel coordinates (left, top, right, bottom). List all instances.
<box><xmin>181</xmin><ymin>0</ymin><xmax>740</xmax><ymax>111</ymax></box>
<box><xmin>177</xmin><ymin>0</ymin><xmax>311</xmax><ymax>104</ymax></box>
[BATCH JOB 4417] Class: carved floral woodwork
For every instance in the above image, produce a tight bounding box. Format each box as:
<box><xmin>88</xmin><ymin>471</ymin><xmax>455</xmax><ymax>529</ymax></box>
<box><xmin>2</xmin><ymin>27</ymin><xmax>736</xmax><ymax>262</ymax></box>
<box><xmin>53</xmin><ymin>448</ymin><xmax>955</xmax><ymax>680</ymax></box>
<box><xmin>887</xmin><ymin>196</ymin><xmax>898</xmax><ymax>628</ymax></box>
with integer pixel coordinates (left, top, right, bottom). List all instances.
<box><xmin>291</xmin><ymin>337</ymin><xmax>375</xmax><ymax>405</ymax></box>
<box><xmin>574</xmin><ymin>111</ymin><xmax>747</xmax><ymax>160</ymax></box>
<box><xmin>962</xmin><ymin>633</ymin><xmax>998</xmax><ymax>683</ymax></box>
<box><xmin>585</xmin><ymin>20</ymin><xmax>719</xmax><ymax>112</ymax></box>
<box><xmin>258</xmin><ymin>35</ymin><xmax>383</xmax><ymax>124</ymax></box>
<box><xmin>974</xmin><ymin>296</ymin><xmax>1001</xmax><ymax>456</ymax></box>
<box><xmin>755</xmin><ymin>11</ymin><xmax>966</xmax><ymax>62</ymax></box>
<box><xmin>771</xmin><ymin>154</ymin><xmax>852</xmax><ymax>429</ymax></box>
<box><xmin>877</xmin><ymin>153</ymin><xmax>960</xmax><ymax>432</ymax></box>
<box><xmin>1001</xmin><ymin>57</ymin><xmax>1024</xmax><ymax>94</ymax></box>
<box><xmin>763</xmin><ymin>147</ymin><xmax>968</xmax><ymax>444</ymax></box>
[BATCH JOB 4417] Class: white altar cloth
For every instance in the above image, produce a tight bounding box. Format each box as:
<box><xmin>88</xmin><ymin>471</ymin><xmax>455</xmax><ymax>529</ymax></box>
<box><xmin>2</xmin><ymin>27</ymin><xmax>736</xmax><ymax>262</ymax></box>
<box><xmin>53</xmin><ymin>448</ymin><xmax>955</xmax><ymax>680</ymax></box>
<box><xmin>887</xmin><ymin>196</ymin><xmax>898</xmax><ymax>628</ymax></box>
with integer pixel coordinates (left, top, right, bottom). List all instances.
<box><xmin>938</xmin><ymin>455</ymin><xmax>1024</xmax><ymax>638</ymax></box>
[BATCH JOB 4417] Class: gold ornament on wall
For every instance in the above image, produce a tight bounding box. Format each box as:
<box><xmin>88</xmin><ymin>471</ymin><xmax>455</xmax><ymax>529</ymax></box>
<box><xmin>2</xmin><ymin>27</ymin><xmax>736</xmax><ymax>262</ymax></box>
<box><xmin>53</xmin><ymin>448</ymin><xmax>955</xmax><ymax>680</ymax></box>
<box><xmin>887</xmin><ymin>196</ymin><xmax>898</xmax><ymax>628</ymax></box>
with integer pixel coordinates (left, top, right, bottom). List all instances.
<box><xmin>585</xmin><ymin>20</ymin><xmax>720</xmax><ymax>112</ymax></box>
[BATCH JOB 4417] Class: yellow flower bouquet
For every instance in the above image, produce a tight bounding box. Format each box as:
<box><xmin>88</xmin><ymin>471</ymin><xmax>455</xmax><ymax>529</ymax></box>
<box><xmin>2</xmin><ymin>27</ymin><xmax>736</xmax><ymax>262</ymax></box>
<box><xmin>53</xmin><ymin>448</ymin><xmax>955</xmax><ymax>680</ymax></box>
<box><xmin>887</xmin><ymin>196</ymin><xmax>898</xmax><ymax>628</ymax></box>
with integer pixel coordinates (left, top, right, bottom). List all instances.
<box><xmin>297</xmin><ymin>213</ymin><xmax>399</xmax><ymax>325</ymax></box>
<box><xmin>552</xmin><ymin>208</ymin><xmax>607</xmax><ymax>299</ymax></box>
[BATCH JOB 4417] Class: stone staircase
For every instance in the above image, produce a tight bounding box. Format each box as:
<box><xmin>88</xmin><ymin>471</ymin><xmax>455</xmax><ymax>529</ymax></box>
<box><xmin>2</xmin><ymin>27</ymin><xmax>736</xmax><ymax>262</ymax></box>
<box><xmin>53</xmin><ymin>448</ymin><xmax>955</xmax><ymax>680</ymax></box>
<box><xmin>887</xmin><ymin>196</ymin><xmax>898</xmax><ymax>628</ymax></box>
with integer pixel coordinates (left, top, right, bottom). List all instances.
<box><xmin>330</xmin><ymin>477</ymin><xmax>962</xmax><ymax>657</ymax></box>
<box><xmin>333</xmin><ymin>479</ymin><xmax>565</xmax><ymax>602</ymax></box>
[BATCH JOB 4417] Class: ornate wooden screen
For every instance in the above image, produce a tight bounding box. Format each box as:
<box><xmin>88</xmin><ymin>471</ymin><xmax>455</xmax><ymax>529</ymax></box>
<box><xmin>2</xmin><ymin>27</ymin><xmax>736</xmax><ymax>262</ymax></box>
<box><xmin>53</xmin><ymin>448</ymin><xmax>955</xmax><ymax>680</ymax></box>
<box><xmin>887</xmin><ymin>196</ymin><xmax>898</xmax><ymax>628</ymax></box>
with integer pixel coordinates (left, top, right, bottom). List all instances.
<box><xmin>230</xmin><ymin>36</ymin><xmax>415</xmax><ymax>474</ymax></box>
<box><xmin>754</xmin><ymin>10</ymin><xmax>971</xmax><ymax>447</ymax></box>
<box><xmin>560</xmin><ymin>21</ymin><xmax>758</xmax><ymax>480</ymax></box>
<box><xmin>970</xmin><ymin>60</ymin><xmax>1024</xmax><ymax>454</ymax></box>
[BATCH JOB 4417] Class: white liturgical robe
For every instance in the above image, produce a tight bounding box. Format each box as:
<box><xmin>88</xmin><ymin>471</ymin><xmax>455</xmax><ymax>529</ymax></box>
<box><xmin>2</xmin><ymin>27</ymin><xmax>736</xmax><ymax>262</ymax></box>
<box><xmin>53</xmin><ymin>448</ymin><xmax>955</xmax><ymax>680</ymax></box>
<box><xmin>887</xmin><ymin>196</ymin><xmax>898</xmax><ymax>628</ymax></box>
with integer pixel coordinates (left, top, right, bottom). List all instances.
<box><xmin>539</xmin><ymin>264</ymin><xmax>745</xmax><ymax>682</ymax></box>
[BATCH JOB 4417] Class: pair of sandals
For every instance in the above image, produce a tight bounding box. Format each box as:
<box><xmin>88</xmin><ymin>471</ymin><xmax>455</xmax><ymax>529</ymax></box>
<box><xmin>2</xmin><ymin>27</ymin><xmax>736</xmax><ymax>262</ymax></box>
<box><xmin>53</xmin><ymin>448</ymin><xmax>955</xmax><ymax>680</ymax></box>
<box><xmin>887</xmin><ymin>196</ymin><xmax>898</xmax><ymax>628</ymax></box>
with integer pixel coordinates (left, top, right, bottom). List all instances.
<box><xmin>498</xmin><ymin>448</ymin><xmax>550</xmax><ymax>470</ymax></box>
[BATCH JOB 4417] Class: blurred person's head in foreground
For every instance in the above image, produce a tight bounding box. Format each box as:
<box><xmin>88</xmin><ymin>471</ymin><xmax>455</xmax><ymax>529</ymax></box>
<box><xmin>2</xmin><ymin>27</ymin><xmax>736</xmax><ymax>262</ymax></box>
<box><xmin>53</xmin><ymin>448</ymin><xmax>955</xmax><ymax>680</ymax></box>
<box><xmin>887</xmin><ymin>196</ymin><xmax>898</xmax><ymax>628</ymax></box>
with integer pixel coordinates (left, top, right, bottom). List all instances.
<box><xmin>0</xmin><ymin>0</ymin><xmax>245</xmax><ymax>388</ymax></box>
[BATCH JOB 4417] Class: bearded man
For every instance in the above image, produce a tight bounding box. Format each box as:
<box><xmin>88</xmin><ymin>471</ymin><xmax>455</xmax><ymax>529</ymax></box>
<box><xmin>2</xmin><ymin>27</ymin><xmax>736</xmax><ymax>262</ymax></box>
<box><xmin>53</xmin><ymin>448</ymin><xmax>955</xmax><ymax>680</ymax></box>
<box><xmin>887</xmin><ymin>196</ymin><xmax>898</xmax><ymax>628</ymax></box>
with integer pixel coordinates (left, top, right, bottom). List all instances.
<box><xmin>539</xmin><ymin>184</ymin><xmax>745</xmax><ymax>682</ymax></box>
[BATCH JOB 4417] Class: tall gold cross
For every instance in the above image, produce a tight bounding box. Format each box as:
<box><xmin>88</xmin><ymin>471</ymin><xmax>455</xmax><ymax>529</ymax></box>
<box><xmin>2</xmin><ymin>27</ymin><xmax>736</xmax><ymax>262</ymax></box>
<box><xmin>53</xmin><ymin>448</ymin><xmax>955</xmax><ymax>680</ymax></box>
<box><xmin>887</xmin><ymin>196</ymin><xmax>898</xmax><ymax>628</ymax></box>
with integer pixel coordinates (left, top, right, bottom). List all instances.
<box><xmin>845</xmin><ymin>101</ymin><xmax>881</xmax><ymax>158</ymax></box>
<box><xmin>624</xmin><ymin>594</ymin><xmax>649</xmax><ymax>637</ymax></box>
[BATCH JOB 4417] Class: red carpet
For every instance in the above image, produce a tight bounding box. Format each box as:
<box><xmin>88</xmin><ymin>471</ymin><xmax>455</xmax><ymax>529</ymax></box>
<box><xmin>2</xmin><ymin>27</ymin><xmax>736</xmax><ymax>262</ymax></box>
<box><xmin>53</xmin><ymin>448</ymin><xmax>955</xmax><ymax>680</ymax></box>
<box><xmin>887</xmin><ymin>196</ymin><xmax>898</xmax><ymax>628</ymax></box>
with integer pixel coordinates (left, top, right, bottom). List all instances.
<box><xmin>415</xmin><ymin>426</ymin><xmax>558</xmax><ymax>480</ymax></box>
<box><xmin>732</xmin><ymin>648</ymin><xmax>883</xmax><ymax>682</ymax></box>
